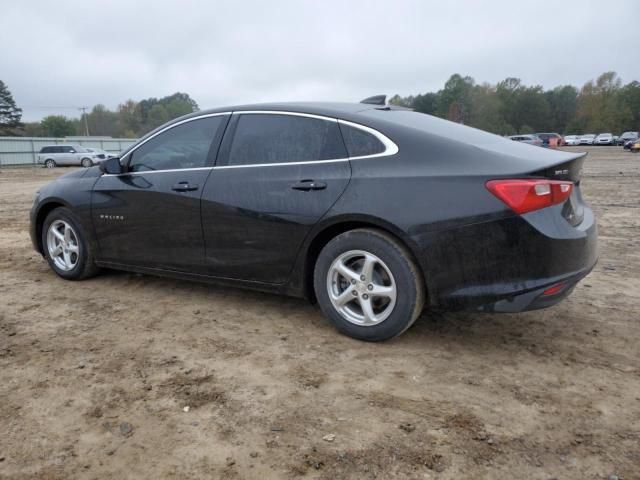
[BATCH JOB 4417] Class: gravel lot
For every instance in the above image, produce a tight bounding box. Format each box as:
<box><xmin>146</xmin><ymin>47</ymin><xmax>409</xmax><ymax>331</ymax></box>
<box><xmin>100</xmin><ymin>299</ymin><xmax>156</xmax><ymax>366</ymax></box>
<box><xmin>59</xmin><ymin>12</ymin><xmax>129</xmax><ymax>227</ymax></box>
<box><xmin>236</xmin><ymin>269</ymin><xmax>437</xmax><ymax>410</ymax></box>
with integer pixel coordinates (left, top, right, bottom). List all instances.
<box><xmin>1</xmin><ymin>146</ymin><xmax>639</xmax><ymax>479</ymax></box>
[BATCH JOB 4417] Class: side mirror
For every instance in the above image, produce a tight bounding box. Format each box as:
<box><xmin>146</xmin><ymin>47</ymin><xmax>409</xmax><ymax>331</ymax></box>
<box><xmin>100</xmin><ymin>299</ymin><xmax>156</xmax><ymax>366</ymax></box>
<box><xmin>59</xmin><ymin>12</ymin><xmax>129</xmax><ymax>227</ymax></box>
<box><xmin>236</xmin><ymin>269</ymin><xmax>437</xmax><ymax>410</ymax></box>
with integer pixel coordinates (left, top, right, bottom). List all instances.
<box><xmin>99</xmin><ymin>157</ymin><xmax>123</xmax><ymax>175</ymax></box>
<box><xmin>69</xmin><ymin>150</ymin><xmax>76</xmax><ymax>153</ymax></box>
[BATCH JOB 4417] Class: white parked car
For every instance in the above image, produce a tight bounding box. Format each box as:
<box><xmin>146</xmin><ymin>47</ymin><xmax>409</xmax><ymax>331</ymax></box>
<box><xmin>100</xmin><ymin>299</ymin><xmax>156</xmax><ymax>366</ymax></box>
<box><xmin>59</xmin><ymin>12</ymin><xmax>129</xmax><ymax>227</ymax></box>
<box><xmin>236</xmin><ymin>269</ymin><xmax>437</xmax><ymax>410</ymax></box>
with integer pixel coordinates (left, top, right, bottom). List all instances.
<box><xmin>579</xmin><ymin>134</ymin><xmax>597</xmax><ymax>145</ymax></box>
<box><xmin>564</xmin><ymin>135</ymin><xmax>580</xmax><ymax>146</ymax></box>
<box><xmin>594</xmin><ymin>133</ymin><xmax>614</xmax><ymax>145</ymax></box>
<box><xmin>37</xmin><ymin>145</ymin><xmax>100</xmax><ymax>168</ymax></box>
<box><xmin>86</xmin><ymin>148</ymin><xmax>117</xmax><ymax>160</ymax></box>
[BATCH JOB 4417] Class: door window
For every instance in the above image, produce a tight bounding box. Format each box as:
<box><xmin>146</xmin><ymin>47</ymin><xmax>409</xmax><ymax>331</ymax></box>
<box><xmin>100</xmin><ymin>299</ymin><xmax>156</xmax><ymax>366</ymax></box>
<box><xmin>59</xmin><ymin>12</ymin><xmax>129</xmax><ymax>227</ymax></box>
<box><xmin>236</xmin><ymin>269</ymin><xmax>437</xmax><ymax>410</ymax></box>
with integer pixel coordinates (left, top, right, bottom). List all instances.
<box><xmin>128</xmin><ymin>116</ymin><xmax>224</xmax><ymax>172</ymax></box>
<box><xmin>227</xmin><ymin>114</ymin><xmax>347</xmax><ymax>166</ymax></box>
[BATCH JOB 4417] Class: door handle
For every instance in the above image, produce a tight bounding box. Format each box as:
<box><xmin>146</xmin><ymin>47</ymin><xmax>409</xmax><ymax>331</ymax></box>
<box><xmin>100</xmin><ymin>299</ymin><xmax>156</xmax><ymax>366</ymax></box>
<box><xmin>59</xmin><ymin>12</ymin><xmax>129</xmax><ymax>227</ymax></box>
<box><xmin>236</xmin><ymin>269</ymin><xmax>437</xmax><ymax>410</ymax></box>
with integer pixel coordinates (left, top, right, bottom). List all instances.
<box><xmin>291</xmin><ymin>180</ymin><xmax>327</xmax><ymax>191</ymax></box>
<box><xmin>172</xmin><ymin>182</ymin><xmax>199</xmax><ymax>192</ymax></box>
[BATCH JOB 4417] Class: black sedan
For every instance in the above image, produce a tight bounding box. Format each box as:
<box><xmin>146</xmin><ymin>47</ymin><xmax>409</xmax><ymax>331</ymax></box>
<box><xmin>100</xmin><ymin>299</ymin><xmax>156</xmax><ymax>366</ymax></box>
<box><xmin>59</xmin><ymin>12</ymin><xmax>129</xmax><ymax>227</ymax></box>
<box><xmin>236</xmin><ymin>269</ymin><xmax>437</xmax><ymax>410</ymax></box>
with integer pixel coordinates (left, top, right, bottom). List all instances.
<box><xmin>30</xmin><ymin>100</ymin><xmax>598</xmax><ymax>341</ymax></box>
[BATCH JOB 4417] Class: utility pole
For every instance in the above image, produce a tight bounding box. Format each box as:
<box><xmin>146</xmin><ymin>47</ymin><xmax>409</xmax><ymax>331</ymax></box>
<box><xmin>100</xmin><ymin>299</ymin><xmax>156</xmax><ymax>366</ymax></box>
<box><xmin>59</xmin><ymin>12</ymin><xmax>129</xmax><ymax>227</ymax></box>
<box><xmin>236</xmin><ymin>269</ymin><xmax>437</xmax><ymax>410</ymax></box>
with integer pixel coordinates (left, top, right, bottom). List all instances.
<box><xmin>79</xmin><ymin>106</ymin><xmax>90</xmax><ymax>136</ymax></box>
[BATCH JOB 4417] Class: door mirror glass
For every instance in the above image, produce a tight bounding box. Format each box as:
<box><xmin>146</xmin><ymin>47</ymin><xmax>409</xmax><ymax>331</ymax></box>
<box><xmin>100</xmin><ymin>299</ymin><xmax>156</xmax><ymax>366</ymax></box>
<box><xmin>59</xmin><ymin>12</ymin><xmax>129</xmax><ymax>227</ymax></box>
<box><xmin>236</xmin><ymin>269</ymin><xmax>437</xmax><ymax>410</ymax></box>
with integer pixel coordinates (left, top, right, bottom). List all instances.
<box><xmin>99</xmin><ymin>157</ymin><xmax>122</xmax><ymax>175</ymax></box>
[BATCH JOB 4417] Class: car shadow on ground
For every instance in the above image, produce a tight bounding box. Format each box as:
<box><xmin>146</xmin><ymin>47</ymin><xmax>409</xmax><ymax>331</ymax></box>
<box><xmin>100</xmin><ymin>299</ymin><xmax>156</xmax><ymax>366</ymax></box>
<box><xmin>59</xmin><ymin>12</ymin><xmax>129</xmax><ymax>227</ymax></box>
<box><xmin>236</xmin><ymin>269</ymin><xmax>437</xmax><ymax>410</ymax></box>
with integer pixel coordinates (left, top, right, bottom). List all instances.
<box><xmin>94</xmin><ymin>267</ymin><xmax>563</xmax><ymax>356</ymax></box>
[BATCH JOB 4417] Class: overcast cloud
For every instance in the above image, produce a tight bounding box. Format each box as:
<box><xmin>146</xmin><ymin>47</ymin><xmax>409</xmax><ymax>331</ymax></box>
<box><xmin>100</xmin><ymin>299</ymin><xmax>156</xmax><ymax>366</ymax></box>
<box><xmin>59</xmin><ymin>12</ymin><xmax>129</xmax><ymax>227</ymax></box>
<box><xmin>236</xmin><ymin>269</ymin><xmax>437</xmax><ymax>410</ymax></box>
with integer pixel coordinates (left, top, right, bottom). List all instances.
<box><xmin>2</xmin><ymin>0</ymin><xmax>639</xmax><ymax>121</ymax></box>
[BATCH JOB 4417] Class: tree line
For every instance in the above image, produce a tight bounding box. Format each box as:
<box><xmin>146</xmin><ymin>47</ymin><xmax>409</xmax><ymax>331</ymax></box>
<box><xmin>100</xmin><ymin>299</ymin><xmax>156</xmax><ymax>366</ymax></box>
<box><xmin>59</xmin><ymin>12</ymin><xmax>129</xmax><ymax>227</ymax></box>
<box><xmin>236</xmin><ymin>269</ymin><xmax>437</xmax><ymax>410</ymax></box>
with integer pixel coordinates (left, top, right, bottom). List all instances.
<box><xmin>390</xmin><ymin>71</ymin><xmax>640</xmax><ymax>135</ymax></box>
<box><xmin>1</xmin><ymin>71</ymin><xmax>639</xmax><ymax>139</ymax></box>
<box><xmin>0</xmin><ymin>85</ymin><xmax>199</xmax><ymax>138</ymax></box>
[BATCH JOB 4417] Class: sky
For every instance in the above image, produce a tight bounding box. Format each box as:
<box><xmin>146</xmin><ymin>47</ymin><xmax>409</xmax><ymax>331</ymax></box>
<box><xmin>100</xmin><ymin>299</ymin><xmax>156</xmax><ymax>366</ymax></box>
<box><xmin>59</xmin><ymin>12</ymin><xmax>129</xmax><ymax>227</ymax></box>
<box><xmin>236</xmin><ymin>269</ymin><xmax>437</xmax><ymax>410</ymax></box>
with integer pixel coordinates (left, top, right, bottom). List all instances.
<box><xmin>2</xmin><ymin>0</ymin><xmax>639</xmax><ymax>122</ymax></box>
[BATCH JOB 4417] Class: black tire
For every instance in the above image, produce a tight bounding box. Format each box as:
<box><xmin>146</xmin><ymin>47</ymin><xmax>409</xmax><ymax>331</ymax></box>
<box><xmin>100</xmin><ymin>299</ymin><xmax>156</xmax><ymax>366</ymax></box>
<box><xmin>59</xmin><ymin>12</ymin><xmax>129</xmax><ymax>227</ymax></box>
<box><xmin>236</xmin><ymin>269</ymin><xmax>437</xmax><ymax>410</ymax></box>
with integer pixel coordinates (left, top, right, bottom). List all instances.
<box><xmin>81</xmin><ymin>158</ymin><xmax>93</xmax><ymax>168</ymax></box>
<box><xmin>45</xmin><ymin>159</ymin><xmax>56</xmax><ymax>168</ymax></box>
<box><xmin>314</xmin><ymin>228</ymin><xmax>425</xmax><ymax>341</ymax></box>
<box><xmin>41</xmin><ymin>207</ymin><xmax>100</xmax><ymax>280</ymax></box>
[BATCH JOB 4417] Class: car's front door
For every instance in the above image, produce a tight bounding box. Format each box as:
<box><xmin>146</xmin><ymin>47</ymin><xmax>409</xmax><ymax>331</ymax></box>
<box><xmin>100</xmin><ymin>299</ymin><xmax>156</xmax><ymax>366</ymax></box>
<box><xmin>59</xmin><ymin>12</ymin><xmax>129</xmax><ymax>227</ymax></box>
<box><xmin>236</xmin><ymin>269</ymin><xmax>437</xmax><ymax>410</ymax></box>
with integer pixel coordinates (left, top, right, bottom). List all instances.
<box><xmin>91</xmin><ymin>114</ymin><xmax>229</xmax><ymax>272</ymax></box>
<box><xmin>200</xmin><ymin>112</ymin><xmax>351</xmax><ymax>284</ymax></box>
<box><xmin>59</xmin><ymin>146</ymin><xmax>75</xmax><ymax>165</ymax></box>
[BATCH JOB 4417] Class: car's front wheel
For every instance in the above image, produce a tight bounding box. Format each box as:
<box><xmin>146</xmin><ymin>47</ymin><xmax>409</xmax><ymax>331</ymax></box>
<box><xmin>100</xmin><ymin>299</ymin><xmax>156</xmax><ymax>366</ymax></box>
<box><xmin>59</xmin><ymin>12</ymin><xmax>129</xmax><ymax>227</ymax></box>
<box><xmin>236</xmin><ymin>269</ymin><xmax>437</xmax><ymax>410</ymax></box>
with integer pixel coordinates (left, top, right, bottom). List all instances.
<box><xmin>42</xmin><ymin>207</ymin><xmax>100</xmax><ymax>280</ymax></box>
<box><xmin>314</xmin><ymin>229</ymin><xmax>425</xmax><ymax>341</ymax></box>
<box><xmin>81</xmin><ymin>158</ymin><xmax>93</xmax><ymax>168</ymax></box>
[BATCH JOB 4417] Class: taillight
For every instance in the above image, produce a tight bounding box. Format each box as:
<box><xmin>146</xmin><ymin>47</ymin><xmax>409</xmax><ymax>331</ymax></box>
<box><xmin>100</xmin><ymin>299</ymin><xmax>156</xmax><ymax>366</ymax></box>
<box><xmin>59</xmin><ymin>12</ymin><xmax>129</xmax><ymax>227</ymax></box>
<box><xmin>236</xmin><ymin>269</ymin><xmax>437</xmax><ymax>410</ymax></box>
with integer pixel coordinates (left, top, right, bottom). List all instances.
<box><xmin>486</xmin><ymin>179</ymin><xmax>573</xmax><ymax>214</ymax></box>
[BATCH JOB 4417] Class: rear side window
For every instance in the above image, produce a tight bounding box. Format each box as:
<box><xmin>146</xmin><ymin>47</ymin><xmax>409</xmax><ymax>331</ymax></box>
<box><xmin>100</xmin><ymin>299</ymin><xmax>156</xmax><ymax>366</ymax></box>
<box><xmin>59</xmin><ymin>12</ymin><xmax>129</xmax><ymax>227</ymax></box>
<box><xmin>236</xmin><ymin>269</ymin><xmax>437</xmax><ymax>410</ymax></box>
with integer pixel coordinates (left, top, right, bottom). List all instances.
<box><xmin>339</xmin><ymin>124</ymin><xmax>385</xmax><ymax>157</ymax></box>
<box><xmin>227</xmin><ymin>114</ymin><xmax>347</xmax><ymax>166</ymax></box>
<box><xmin>128</xmin><ymin>116</ymin><xmax>224</xmax><ymax>172</ymax></box>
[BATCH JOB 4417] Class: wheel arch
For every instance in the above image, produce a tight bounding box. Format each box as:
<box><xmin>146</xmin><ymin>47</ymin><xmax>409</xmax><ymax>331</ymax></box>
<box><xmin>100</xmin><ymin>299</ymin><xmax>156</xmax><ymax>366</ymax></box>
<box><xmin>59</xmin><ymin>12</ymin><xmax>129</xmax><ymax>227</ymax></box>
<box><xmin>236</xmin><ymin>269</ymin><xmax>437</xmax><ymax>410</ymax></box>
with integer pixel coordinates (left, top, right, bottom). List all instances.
<box><xmin>34</xmin><ymin>200</ymin><xmax>69</xmax><ymax>254</ymax></box>
<box><xmin>299</xmin><ymin>215</ymin><xmax>429</xmax><ymax>302</ymax></box>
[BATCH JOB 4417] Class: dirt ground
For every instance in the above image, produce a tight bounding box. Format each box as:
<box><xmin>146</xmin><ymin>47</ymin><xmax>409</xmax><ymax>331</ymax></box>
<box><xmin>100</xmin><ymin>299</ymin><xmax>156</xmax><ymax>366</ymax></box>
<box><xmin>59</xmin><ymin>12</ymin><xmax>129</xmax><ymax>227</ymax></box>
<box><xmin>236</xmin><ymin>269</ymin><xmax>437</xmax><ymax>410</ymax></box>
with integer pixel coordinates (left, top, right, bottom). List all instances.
<box><xmin>0</xmin><ymin>146</ymin><xmax>638</xmax><ymax>480</ymax></box>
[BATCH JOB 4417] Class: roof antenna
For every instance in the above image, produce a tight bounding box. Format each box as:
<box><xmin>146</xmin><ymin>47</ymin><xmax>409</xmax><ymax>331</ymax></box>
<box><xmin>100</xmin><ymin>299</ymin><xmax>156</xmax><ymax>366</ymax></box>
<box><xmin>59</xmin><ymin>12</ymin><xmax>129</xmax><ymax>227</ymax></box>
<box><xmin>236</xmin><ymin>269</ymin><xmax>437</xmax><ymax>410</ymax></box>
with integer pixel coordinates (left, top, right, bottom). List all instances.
<box><xmin>360</xmin><ymin>95</ymin><xmax>387</xmax><ymax>106</ymax></box>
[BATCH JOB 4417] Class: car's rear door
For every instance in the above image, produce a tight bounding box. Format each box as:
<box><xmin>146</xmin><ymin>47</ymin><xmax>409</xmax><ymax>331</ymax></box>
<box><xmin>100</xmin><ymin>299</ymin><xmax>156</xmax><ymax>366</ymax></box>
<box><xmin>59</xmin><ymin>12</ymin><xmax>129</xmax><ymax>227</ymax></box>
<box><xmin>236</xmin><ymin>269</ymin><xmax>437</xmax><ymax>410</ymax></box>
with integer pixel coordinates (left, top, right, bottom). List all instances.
<box><xmin>91</xmin><ymin>114</ymin><xmax>229</xmax><ymax>272</ymax></box>
<box><xmin>200</xmin><ymin>111</ymin><xmax>351</xmax><ymax>284</ymax></box>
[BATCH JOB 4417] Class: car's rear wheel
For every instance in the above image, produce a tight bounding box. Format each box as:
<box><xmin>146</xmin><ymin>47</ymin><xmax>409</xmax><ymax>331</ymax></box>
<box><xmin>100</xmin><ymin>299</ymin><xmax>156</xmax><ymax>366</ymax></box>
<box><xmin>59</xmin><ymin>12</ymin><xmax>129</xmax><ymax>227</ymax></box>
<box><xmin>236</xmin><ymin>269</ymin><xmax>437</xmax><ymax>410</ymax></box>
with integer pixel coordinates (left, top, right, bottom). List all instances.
<box><xmin>314</xmin><ymin>228</ymin><xmax>425</xmax><ymax>341</ymax></box>
<box><xmin>45</xmin><ymin>159</ymin><xmax>56</xmax><ymax>168</ymax></box>
<box><xmin>81</xmin><ymin>158</ymin><xmax>93</xmax><ymax>168</ymax></box>
<box><xmin>42</xmin><ymin>207</ymin><xmax>100</xmax><ymax>280</ymax></box>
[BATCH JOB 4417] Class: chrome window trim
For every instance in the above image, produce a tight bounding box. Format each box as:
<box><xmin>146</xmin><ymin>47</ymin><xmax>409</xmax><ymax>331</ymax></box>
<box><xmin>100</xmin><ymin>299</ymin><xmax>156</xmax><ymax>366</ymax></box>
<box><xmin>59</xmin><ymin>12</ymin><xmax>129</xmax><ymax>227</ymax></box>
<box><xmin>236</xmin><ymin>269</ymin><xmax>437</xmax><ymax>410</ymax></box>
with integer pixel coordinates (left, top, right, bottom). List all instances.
<box><xmin>103</xmin><ymin>109</ymin><xmax>399</xmax><ymax>176</ymax></box>
<box><xmin>233</xmin><ymin>110</ymin><xmax>339</xmax><ymax>123</ymax></box>
<box><xmin>214</xmin><ymin>158</ymin><xmax>349</xmax><ymax>170</ymax></box>
<box><xmin>337</xmin><ymin>119</ymin><xmax>399</xmax><ymax>159</ymax></box>
<box><xmin>103</xmin><ymin>166</ymin><xmax>214</xmax><ymax>177</ymax></box>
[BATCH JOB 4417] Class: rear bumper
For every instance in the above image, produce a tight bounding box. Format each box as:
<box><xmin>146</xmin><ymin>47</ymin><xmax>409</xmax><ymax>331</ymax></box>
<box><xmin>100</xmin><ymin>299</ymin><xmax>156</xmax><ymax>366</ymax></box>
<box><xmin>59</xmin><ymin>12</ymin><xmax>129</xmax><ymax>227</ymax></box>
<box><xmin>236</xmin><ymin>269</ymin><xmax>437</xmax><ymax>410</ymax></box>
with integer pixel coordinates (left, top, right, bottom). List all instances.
<box><xmin>414</xmin><ymin>204</ymin><xmax>598</xmax><ymax>312</ymax></box>
<box><xmin>478</xmin><ymin>261</ymin><xmax>594</xmax><ymax>312</ymax></box>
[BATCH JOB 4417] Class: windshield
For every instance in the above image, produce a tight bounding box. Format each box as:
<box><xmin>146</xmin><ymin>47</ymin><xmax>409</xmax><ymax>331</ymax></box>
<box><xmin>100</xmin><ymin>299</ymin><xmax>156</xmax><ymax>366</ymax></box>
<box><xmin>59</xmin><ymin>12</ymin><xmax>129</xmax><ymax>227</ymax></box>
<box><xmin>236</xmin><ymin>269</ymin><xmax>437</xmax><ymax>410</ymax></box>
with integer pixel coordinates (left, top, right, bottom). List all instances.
<box><xmin>72</xmin><ymin>145</ymin><xmax>89</xmax><ymax>152</ymax></box>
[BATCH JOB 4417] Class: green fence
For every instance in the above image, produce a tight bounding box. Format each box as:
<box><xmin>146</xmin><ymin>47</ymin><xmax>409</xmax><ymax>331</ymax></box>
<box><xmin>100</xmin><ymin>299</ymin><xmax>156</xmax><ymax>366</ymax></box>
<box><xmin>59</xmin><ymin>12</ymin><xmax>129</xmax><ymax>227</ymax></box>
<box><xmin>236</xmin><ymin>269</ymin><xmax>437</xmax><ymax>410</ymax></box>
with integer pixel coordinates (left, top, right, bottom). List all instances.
<box><xmin>0</xmin><ymin>136</ymin><xmax>138</xmax><ymax>166</ymax></box>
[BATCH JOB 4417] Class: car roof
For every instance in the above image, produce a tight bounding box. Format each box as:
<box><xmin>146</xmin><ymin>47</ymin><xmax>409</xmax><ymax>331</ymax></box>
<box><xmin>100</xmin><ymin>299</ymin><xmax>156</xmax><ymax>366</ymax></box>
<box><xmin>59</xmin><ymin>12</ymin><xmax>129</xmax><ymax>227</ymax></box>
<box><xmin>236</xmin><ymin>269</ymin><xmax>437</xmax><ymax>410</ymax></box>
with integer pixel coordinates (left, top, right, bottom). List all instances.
<box><xmin>191</xmin><ymin>101</ymin><xmax>379</xmax><ymax>117</ymax></box>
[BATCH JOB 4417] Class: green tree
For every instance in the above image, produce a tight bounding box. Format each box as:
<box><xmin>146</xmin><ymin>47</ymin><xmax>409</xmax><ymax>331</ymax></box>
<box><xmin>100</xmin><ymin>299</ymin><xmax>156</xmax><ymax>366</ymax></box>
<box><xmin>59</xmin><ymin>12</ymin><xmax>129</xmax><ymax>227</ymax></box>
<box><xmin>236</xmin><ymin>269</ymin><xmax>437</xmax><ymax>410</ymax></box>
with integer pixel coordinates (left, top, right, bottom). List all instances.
<box><xmin>576</xmin><ymin>72</ymin><xmax>629</xmax><ymax>133</ymax></box>
<box><xmin>545</xmin><ymin>85</ymin><xmax>578</xmax><ymax>133</ymax></box>
<box><xmin>468</xmin><ymin>84</ymin><xmax>511</xmax><ymax>134</ymax></box>
<box><xmin>86</xmin><ymin>104</ymin><xmax>119</xmax><ymax>136</ymax></box>
<box><xmin>21</xmin><ymin>122</ymin><xmax>45</xmax><ymax>137</ymax></box>
<box><xmin>437</xmin><ymin>74</ymin><xmax>475</xmax><ymax>123</ymax></box>
<box><xmin>41</xmin><ymin>115</ymin><xmax>76</xmax><ymax>137</ymax></box>
<box><xmin>412</xmin><ymin>92</ymin><xmax>438</xmax><ymax>115</ymax></box>
<box><xmin>619</xmin><ymin>81</ymin><xmax>640</xmax><ymax>131</ymax></box>
<box><xmin>147</xmin><ymin>104</ymin><xmax>170</xmax><ymax>130</ymax></box>
<box><xmin>0</xmin><ymin>80</ymin><xmax>23</xmax><ymax>135</ymax></box>
<box><xmin>117</xmin><ymin>99</ymin><xmax>141</xmax><ymax>137</ymax></box>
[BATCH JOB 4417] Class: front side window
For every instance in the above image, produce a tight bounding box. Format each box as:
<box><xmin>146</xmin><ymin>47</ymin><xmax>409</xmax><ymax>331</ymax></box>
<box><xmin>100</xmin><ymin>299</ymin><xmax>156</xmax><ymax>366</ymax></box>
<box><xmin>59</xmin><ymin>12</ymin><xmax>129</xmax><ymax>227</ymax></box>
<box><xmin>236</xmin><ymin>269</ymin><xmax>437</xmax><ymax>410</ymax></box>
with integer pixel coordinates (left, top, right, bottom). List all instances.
<box><xmin>128</xmin><ymin>116</ymin><xmax>224</xmax><ymax>172</ymax></box>
<box><xmin>227</xmin><ymin>114</ymin><xmax>347</xmax><ymax>166</ymax></box>
<box><xmin>339</xmin><ymin>123</ymin><xmax>385</xmax><ymax>157</ymax></box>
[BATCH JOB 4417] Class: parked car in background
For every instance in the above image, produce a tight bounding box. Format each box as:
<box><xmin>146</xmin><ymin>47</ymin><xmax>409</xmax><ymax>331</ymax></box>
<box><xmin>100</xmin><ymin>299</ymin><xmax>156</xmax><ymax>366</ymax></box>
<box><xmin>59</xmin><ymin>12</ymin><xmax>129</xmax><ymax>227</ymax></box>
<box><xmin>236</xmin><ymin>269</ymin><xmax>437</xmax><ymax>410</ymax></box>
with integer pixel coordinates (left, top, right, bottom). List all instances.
<box><xmin>630</xmin><ymin>139</ymin><xmax>640</xmax><ymax>153</ymax></box>
<box><xmin>617</xmin><ymin>131</ymin><xmax>639</xmax><ymax>146</ymax></box>
<box><xmin>623</xmin><ymin>138</ymin><xmax>637</xmax><ymax>150</ymax></box>
<box><xmin>579</xmin><ymin>134</ymin><xmax>597</xmax><ymax>145</ymax></box>
<box><xmin>508</xmin><ymin>134</ymin><xmax>543</xmax><ymax>146</ymax></box>
<box><xmin>37</xmin><ymin>145</ymin><xmax>99</xmax><ymax>168</ymax></box>
<box><xmin>613</xmin><ymin>135</ymin><xmax>619</xmax><ymax>144</ymax></box>
<box><xmin>594</xmin><ymin>133</ymin><xmax>614</xmax><ymax>145</ymax></box>
<box><xmin>564</xmin><ymin>135</ymin><xmax>580</xmax><ymax>146</ymax></box>
<box><xmin>85</xmin><ymin>148</ymin><xmax>117</xmax><ymax>160</ymax></box>
<box><xmin>536</xmin><ymin>133</ymin><xmax>564</xmax><ymax>148</ymax></box>
<box><xmin>29</xmin><ymin>101</ymin><xmax>597</xmax><ymax>341</ymax></box>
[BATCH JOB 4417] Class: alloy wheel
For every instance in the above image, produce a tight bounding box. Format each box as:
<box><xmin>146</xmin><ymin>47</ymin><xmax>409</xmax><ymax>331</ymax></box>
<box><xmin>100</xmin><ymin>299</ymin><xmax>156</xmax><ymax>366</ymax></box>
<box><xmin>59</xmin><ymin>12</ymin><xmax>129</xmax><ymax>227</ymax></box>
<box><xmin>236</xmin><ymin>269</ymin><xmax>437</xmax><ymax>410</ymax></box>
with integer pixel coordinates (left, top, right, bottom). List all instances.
<box><xmin>47</xmin><ymin>220</ymin><xmax>79</xmax><ymax>271</ymax></box>
<box><xmin>326</xmin><ymin>250</ymin><xmax>397</xmax><ymax>326</ymax></box>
